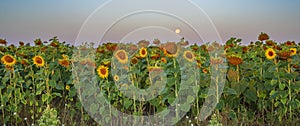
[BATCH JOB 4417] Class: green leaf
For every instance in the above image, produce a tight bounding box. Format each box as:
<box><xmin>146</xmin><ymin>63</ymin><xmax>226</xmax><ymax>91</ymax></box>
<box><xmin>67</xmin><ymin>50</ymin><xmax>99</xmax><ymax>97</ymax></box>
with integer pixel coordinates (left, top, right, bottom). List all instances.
<box><xmin>229</xmin><ymin>110</ymin><xmax>237</xmax><ymax>119</ymax></box>
<box><xmin>226</xmin><ymin>88</ymin><xmax>237</xmax><ymax>95</ymax></box>
<box><xmin>124</xmin><ymin>98</ymin><xmax>132</xmax><ymax>109</ymax></box>
<box><xmin>42</xmin><ymin>94</ymin><xmax>49</xmax><ymax>103</ymax></box>
<box><xmin>279</xmin><ymin>83</ymin><xmax>285</xmax><ymax>90</ymax></box>
<box><xmin>180</xmin><ymin>103</ymin><xmax>190</xmax><ymax>112</ymax></box>
<box><xmin>244</xmin><ymin>89</ymin><xmax>257</xmax><ymax>102</ymax></box>
<box><xmin>187</xmin><ymin>95</ymin><xmax>195</xmax><ymax>104</ymax></box>
<box><xmin>89</xmin><ymin>103</ymin><xmax>99</xmax><ymax>115</ymax></box>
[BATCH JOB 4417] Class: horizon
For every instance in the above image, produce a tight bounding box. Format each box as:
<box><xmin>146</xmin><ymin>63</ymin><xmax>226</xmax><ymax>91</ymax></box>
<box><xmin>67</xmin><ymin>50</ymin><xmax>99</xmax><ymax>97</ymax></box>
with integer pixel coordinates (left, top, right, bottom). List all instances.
<box><xmin>1</xmin><ymin>0</ymin><xmax>300</xmax><ymax>45</ymax></box>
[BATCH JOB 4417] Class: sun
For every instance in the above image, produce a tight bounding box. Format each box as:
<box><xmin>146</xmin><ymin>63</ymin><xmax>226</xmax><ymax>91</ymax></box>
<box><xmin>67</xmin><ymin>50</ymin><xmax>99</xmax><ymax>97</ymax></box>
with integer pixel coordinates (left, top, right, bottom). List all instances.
<box><xmin>175</xmin><ymin>28</ymin><xmax>181</xmax><ymax>34</ymax></box>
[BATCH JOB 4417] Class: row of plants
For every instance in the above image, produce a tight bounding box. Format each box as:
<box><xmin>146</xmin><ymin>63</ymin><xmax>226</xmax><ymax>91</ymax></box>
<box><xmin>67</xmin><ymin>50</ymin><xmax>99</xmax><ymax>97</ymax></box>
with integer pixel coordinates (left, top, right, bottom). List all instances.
<box><xmin>0</xmin><ymin>33</ymin><xmax>300</xmax><ymax>125</ymax></box>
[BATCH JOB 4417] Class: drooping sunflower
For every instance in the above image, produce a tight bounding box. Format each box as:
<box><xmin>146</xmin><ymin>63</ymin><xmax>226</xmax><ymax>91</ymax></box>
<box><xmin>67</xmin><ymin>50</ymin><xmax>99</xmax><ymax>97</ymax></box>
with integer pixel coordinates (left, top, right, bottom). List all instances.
<box><xmin>33</xmin><ymin>55</ymin><xmax>45</xmax><ymax>67</ymax></box>
<box><xmin>97</xmin><ymin>65</ymin><xmax>109</xmax><ymax>79</ymax></box>
<box><xmin>58</xmin><ymin>59</ymin><xmax>70</xmax><ymax>67</ymax></box>
<box><xmin>115</xmin><ymin>50</ymin><xmax>128</xmax><ymax>64</ymax></box>
<box><xmin>183</xmin><ymin>50</ymin><xmax>195</xmax><ymax>62</ymax></box>
<box><xmin>265</xmin><ymin>48</ymin><xmax>276</xmax><ymax>60</ymax></box>
<box><xmin>162</xmin><ymin>42</ymin><xmax>180</xmax><ymax>57</ymax></box>
<box><xmin>258</xmin><ymin>32</ymin><xmax>269</xmax><ymax>41</ymax></box>
<box><xmin>227</xmin><ymin>56</ymin><xmax>243</xmax><ymax>66</ymax></box>
<box><xmin>1</xmin><ymin>54</ymin><xmax>16</xmax><ymax>66</ymax></box>
<box><xmin>113</xmin><ymin>75</ymin><xmax>119</xmax><ymax>82</ymax></box>
<box><xmin>139</xmin><ymin>47</ymin><xmax>147</xmax><ymax>58</ymax></box>
<box><xmin>290</xmin><ymin>48</ymin><xmax>297</xmax><ymax>56</ymax></box>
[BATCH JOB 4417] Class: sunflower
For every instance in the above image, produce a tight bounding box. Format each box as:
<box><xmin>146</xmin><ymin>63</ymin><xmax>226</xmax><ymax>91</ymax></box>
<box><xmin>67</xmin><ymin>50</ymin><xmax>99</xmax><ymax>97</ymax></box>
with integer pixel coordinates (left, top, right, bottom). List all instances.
<box><xmin>33</xmin><ymin>55</ymin><xmax>45</xmax><ymax>67</ymax></box>
<box><xmin>202</xmin><ymin>68</ymin><xmax>208</xmax><ymax>74</ymax></box>
<box><xmin>113</xmin><ymin>75</ymin><xmax>119</xmax><ymax>82</ymax></box>
<box><xmin>97</xmin><ymin>65</ymin><xmax>109</xmax><ymax>79</ymax></box>
<box><xmin>21</xmin><ymin>59</ymin><xmax>29</xmax><ymax>66</ymax></box>
<box><xmin>258</xmin><ymin>32</ymin><xmax>269</xmax><ymax>41</ymax></box>
<box><xmin>139</xmin><ymin>47</ymin><xmax>147</xmax><ymax>58</ymax></box>
<box><xmin>162</xmin><ymin>42</ymin><xmax>180</xmax><ymax>57</ymax></box>
<box><xmin>290</xmin><ymin>48</ymin><xmax>297</xmax><ymax>56</ymax></box>
<box><xmin>227</xmin><ymin>56</ymin><xmax>243</xmax><ymax>66</ymax></box>
<box><xmin>161</xmin><ymin>57</ymin><xmax>167</xmax><ymax>63</ymax></box>
<box><xmin>265</xmin><ymin>48</ymin><xmax>276</xmax><ymax>60</ymax></box>
<box><xmin>1</xmin><ymin>54</ymin><xmax>16</xmax><ymax>66</ymax></box>
<box><xmin>183</xmin><ymin>50</ymin><xmax>195</xmax><ymax>62</ymax></box>
<box><xmin>65</xmin><ymin>85</ymin><xmax>70</xmax><ymax>91</ymax></box>
<box><xmin>5</xmin><ymin>65</ymin><xmax>14</xmax><ymax>71</ymax></box>
<box><xmin>115</xmin><ymin>50</ymin><xmax>128</xmax><ymax>64</ymax></box>
<box><xmin>131</xmin><ymin>57</ymin><xmax>138</xmax><ymax>64</ymax></box>
<box><xmin>58</xmin><ymin>59</ymin><xmax>70</xmax><ymax>67</ymax></box>
<box><xmin>102</xmin><ymin>61</ymin><xmax>111</xmax><ymax>67</ymax></box>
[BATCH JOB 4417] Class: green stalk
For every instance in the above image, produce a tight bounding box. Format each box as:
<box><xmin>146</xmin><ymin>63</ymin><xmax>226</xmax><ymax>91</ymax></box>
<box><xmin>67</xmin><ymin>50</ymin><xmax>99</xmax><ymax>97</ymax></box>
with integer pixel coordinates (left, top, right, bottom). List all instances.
<box><xmin>107</xmin><ymin>78</ymin><xmax>113</xmax><ymax>126</ymax></box>
<box><xmin>287</xmin><ymin>63</ymin><xmax>292</xmax><ymax>120</ymax></box>
<box><xmin>0</xmin><ymin>88</ymin><xmax>5</xmax><ymax>124</ymax></box>
<box><xmin>173</xmin><ymin>58</ymin><xmax>179</xmax><ymax>120</ymax></box>
<box><xmin>11</xmin><ymin>69</ymin><xmax>18</xmax><ymax>125</ymax></box>
<box><xmin>29</xmin><ymin>66</ymin><xmax>36</xmax><ymax>124</ymax></box>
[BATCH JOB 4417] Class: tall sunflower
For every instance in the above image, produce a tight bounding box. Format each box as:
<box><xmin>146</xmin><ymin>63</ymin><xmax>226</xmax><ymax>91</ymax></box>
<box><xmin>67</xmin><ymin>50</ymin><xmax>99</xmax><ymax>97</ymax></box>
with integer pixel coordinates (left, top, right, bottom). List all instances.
<box><xmin>139</xmin><ymin>47</ymin><xmax>147</xmax><ymax>58</ymax></box>
<box><xmin>97</xmin><ymin>65</ymin><xmax>109</xmax><ymax>79</ymax></box>
<box><xmin>183</xmin><ymin>50</ymin><xmax>195</xmax><ymax>62</ymax></box>
<box><xmin>265</xmin><ymin>48</ymin><xmax>276</xmax><ymax>60</ymax></box>
<box><xmin>115</xmin><ymin>50</ymin><xmax>128</xmax><ymax>64</ymax></box>
<box><xmin>33</xmin><ymin>55</ymin><xmax>45</xmax><ymax>67</ymax></box>
<box><xmin>290</xmin><ymin>48</ymin><xmax>297</xmax><ymax>56</ymax></box>
<box><xmin>1</xmin><ymin>54</ymin><xmax>16</xmax><ymax>66</ymax></box>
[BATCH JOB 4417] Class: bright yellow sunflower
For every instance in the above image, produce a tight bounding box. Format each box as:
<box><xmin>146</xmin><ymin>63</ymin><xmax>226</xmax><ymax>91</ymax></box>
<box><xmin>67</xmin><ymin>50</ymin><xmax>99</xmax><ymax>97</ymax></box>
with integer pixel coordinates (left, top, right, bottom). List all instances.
<box><xmin>65</xmin><ymin>85</ymin><xmax>70</xmax><ymax>91</ymax></box>
<box><xmin>115</xmin><ymin>50</ymin><xmax>128</xmax><ymax>64</ymax></box>
<box><xmin>183</xmin><ymin>50</ymin><xmax>195</xmax><ymax>62</ymax></box>
<box><xmin>139</xmin><ymin>47</ymin><xmax>147</xmax><ymax>58</ymax></box>
<box><xmin>97</xmin><ymin>65</ymin><xmax>109</xmax><ymax>79</ymax></box>
<box><xmin>33</xmin><ymin>55</ymin><xmax>45</xmax><ymax>67</ymax></box>
<box><xmin>113</xmin><ymin>75</ymin><xmax>119</xmax><ymax>82</ymax></box>
<box><xmin>290</xmin><ymin>48</ymin><xmax>297</xmax><ymax>56</ymax></box>
<box><xmin>1</xmin><ymin>54</ymin><xmax>16</xmax><ymax>66</ymax></box>
<box><xmin>265</xmin><ymin>48</ymin><xmax>276</xmax><ymax>60</ymax></box>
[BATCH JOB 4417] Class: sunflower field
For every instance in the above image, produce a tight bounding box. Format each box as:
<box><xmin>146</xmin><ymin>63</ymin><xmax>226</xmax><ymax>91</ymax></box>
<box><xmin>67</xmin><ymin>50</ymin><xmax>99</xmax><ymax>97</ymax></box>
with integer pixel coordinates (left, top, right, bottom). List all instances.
<box><xmin>0</xmin><ymin>33</ymin><xmax>300</xmax><ymax>125</ymax></box>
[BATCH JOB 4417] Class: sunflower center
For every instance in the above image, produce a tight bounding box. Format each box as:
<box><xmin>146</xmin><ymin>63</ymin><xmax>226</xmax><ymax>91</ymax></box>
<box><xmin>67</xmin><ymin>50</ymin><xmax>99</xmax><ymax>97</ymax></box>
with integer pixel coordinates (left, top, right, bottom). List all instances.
<box><xmin>35</xmin><ymin>57</ymin><xmax>43</xmax><ymax>64</ymax></box>
<box><xmin>4</xmin><ymin>56</ymin><xmax>14</xmax><ymax>63</ymax></box>
<box><xmin>117</xmin><ymin>51</ymin><xmax>126</xmax><ymax>60</ymax></box>
<box><xmin>185</xmin><ymin>52</ymin><xmax>193</xmax><ymax>59</ymax></box>
<box><xmin>268</xmin><ymin>51</ymin><xmax>274</xmax><ymax>56</ymax></box>
<box><xmin>142</xmin><ymin>49</ymin><xmax>146</xmax><ymax>55</ymax></box>
<box><xmin>100</xmin><ymin>68</ymin><xmax>107</xmax><ymax>75</ymax></box>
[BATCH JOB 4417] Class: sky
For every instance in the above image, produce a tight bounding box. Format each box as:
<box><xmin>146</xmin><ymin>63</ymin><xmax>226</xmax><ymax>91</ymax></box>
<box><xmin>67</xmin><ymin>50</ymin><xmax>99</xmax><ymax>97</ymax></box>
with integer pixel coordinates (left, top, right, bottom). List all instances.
<box><xmin>0</xmin><ymin>0</ymin><xmax>300</xmax><ymax>45</ymax></box>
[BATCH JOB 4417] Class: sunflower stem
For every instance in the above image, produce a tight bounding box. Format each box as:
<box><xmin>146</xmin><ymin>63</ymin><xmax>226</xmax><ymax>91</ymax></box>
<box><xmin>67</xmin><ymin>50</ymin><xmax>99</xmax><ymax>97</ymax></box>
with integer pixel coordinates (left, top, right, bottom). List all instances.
<box><xmin>287</xmin><ymin>63</ymin><xmax>293</xmax><ymax>120</ymax></box>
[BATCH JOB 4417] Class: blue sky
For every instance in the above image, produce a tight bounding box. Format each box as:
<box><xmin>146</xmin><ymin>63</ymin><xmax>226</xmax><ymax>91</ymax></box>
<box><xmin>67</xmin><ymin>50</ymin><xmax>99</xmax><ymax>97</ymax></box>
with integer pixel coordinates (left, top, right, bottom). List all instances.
<box><xmin>0</xmin><ymin>0</ymin><xmax>300</xmax><ymax>45</ymax></box>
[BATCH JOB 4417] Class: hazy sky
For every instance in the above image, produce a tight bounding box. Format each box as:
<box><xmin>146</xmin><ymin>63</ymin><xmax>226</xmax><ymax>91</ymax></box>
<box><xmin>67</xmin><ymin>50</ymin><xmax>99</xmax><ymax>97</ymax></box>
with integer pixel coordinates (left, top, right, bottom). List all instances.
<box><xmin>0</xmin><ymin>0</ymin><xmax>300</xmax><ymax>45</ymax></box>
